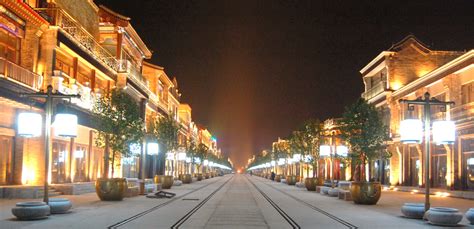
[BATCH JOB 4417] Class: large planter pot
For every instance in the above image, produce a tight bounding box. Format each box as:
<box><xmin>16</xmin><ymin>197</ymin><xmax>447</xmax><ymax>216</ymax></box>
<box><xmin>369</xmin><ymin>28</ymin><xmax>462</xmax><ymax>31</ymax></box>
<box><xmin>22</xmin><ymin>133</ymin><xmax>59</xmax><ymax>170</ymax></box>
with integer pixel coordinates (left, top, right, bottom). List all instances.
<box><xmin>154</xmin><ymin>175</ymin><xmax>174</xmax><ymax>189</ymax></box>
<box><xmin>350</xmin><ymin>181</ymin><xmax>381</xmax><ymax>205</ymax></box>
<box><xmin>286</xmin><ymin>175</ymin><xmax>297</xmax><ymax>185</ymax></box>
<box><xmin>48</xmin><ymin>198</ymin><xmax>72</xmax><ymax>214</ymax></box>
<box><xmin>182</xmin><ymin>174</ymin><xmax>192</xmax><ymax>184</ymax></box>
<box><xmin>95</xmin><ymin>178</ymin><xmax>128</xmax><ymax>201</ymax></box>
<box><xmin>304</xmin><ymin>177</ymin><xmax>318</xmax><ymax>191</ymax></box>
<box><xmin>401</xmin><ymin>203</ymin><xmax>425</xmax><ymax>219</ymax></box>
<box><xmin>205</xmin><ymin>173</ymin><xmax>210</xmax><ymax>179</ymax></box>
<box><xmin>275</xmin><ymin>175</ymin><xmax>281</xmax><ymax>182</ymax></box>
<box><xmin>12</xmin><ymin>202</ymin><xmax>50</xmax><ymax>220</ymax></box>
<box><xmin>465</xmin><ymin>208</ymin><xmax>474</xmax><ymax>224</ymax></box>
<box><xmin>426</xmin><ymin>207</ymin><xmax>463</xmax><ymax>226</ymax></box>
<box><xmin>197</xmin><ymin>173</ymin><xmax>203</xmax><ymax>181</ymax></box>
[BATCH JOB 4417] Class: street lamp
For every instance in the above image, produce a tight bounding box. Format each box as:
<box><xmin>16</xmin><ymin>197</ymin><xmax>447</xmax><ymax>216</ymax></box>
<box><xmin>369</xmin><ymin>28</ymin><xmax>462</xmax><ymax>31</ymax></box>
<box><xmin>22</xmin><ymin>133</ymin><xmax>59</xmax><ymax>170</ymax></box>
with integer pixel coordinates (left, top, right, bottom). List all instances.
<box><xmin>20</xmin><ymin>85</ymin><xmax>80</xmax><ymax>204</ymax></box>
<box><xmin>320</xmin><ymin>138</ymin><xmax>347</xmax><ymax>188</ymax></box>
<box><xmin>399</xmin><ymin>92</ymin><xmax>455</xmax><ymax>212</ymax></box>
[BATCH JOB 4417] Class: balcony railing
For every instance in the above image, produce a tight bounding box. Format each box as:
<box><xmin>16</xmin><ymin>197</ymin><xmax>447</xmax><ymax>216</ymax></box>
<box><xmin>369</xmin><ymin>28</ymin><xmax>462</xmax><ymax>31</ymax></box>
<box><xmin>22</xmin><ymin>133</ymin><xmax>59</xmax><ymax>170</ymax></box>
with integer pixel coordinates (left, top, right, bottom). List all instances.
<box><xmin>35</xmin><ymin>8</ymin><xmax>117</xmax><ymax>72</ymax></box>
<box><xmin>0</xmin><ymin>58</ymin><xmax>42</xmax><ymax>90</ymax></box>
<box><xmin>361</xmin><ymin>81</ymin><xmax>387</xmax><ymax>100</ymax></box>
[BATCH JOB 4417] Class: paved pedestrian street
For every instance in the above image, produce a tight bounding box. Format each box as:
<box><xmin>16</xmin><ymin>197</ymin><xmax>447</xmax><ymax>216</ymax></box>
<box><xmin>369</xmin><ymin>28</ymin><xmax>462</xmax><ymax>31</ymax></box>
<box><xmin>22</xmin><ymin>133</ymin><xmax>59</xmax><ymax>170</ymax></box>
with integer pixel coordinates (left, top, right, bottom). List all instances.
<box><xmin>2</xmin><ymin>174</ymin><xmax>474</xmax><ymax>228</ymax></box>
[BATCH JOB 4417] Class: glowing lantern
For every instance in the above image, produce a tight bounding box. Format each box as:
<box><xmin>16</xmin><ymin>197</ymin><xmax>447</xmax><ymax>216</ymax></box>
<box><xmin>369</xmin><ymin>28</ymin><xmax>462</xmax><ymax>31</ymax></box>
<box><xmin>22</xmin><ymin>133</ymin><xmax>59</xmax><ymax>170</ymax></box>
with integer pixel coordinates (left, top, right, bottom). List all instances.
<box><xmin>185</xmin><ymin>157</ymin><xmax>192</xmax><ymax>163</ymax></box>
<box><xmin>54</xmin><ymin>113</ymin><xmax>78</xmax><ymax>137</ymax></box>
<box><xmin>432</xmin><ymin>120</ymin><xmax>455</xmax><ymax>145</ymax></box>
<box><xmin>293</xmin><ymin>154</ymin><xmax>301</xmax><ymax>162</ymax></box>
<box><xmin>178</xmin><ymin>152</ymin><xmax>187</xmax><ymax>161</ymax></box>
<box><xmin>18</xmin><ymin>112</ymin><xmax>42</xmax><ymax>137</ymax></box>
<box><xmin>195</xmin><ymin>157</ymin><xmax>201</xmax><ymax>164</ymax></box>
<box><xmin>147</xmin><ymin>142</ymin><xmax>159</xmax><ymax>155</ymax></box>
<box><xmin>203</xmin><ymin>159</ymin><xmax>209</xmax><ymax>166</ymax></box>
<box><xmin>336</xmin><ymin>145</ymin><xmax>348</xmax><ymax>157</ymax></box>
<box><xmin>74</xmin><ymin>150</ymin><xmax>84</xmax><ymax>158</ymax></box>
<box><xmin>400</xmin><ymin>119</ymin><xmax>423</xmax><ymax>144</ymax></box>
<box><xmin>277</xmin><ymin>158</ymin><xmax>285</xmax><ymax>165</ymax></box>
<box><xmin>166</xmin><ymin>152</ymin><xmax>174</xmax><ymax>160</ymax></box>
<box><xmin>320</xmin><ymin>145</ymin><xmax>331</xmax><ymax>157</ymax></box>
<box><xmin>270</xmin><ymin>160</ymin><xmax>276</xmax><ymax>166</ymax></box>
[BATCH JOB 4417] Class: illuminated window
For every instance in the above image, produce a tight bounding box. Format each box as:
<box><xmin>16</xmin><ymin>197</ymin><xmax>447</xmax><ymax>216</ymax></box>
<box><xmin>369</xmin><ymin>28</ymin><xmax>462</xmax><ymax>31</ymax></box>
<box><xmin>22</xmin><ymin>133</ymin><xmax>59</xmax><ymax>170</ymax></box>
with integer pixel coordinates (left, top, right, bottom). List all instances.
<box><xmin>462</xmin><ymin>82</ymin><xmax>474</xmax><ymax>104</ymax></box>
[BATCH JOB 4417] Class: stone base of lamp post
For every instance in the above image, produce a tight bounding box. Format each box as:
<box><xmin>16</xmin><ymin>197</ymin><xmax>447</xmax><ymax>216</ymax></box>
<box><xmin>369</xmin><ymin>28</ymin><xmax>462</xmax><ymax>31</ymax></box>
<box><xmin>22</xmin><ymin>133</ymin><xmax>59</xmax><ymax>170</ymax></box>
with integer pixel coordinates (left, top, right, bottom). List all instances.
<box><xmin>12</xmin><ymin>202</ymin><xmax>50</xmax><ymax>220</ymax></box>
<box><xmin>48</xmin><ymin>198</ymin><xmax>72</xmax><ymax>214</ymax></box>
<box><xmin>426</xmin><ymin>207</ymin><xmax>463</xmax><ymax>226</ymax></box>
<box><xmin>401</xmin><ymin>203</ymin><xmax>425</xmax><ymax>219</ymax></box>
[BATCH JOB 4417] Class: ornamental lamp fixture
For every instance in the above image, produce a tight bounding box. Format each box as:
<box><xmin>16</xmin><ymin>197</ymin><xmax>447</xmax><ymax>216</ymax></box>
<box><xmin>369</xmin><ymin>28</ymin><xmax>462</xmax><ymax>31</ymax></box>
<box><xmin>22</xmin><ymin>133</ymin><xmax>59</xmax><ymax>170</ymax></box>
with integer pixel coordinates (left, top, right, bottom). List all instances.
<box><xmin>53</xmin><ymin>113</ymin><xmax>78</xmax><ymax>137</ymax></box>
<box><xmin>270</xmin><ymin>160</ymin><xmax>276</xmax><ymax>166</ymax></box>
<box><xmin>277</xmin><ymin>158</ymin><xmax>285</xmax><ymax>165</ymax></box>
<box><xmin>17</xmin><ymin>112</ymin><xmax>42</xmax><ymax>137</ymax></box>
<box><xmin>203</xmin><ymin>159</ymin><xmax>209</xmax><ymax>166</ymax></box>
<box><xmin>432</xmin><ymin>120</ymin><xmax>455</xmax><ymax>145</ymax></box>
<box><xmin>319</xmin><ymin>145</ymin><xmax>331</xmax><ymax>157</ymax></box>
<box><xmin>399</xmin><ymin>119</ymin><xmax>423</xmax><ymax>144</ymax></box>
<box><xmin>185</xmin><ymin>157</ymin><xmax>192</xmax><ymax>163</ymax></box>
<box><xmin>147</xmin><ymin>142</ymin><xmax>159</xmax><ymax>155</ymax></box>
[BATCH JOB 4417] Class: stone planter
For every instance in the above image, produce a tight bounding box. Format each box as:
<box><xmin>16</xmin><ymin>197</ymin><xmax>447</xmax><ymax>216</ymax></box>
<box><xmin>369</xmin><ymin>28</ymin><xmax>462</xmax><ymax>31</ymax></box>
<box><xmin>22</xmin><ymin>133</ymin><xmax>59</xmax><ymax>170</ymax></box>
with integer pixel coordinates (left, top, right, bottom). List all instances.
<box><xmin>95</xmin><ymin>178</ymin><xmax>128</xmax><ymax>201</ymax></box>
<box><xmin>320</xmin><ymin>186</ymin><xmax>330</xmax><ymax>195</ymax></box>
<box><xmin>465</xmin><ymin>208</ymin><xmax>474</xmax><ymax>224</ymax></box>
<box><xmin>48</xmin><ymin>198</ymin><xmax>72</xmax><ymax>214</ymax></box>
<box><xmin>328</xmin><ymin>188</ymin><xmax>339</xmax><ymax>197</ymax></box>
<box><xmin>182</xmin><ymin>174</ymin><xmax>192</xmax><ymax>184</ymax></box>
<box><xmin>197</xmin><ymin>173</ymin><xmax>203</xmax><ymax>181</ymax></box>
<box><xmin>205</xmin><ymin>173</ymin><xmax>210</xmax><ymax>179</ymax></box>
<box><xmin>281</xmin><ymin>179</ymin><xmax>287</xmax><ymax>184</ymax></box>
<box><xmin>426</xmin><ymin>207</ymin><xmax>463</xmax><ymax>226</ymax></box>
<box><xmin>154</xmin><ymin>175</ymin><xmax>174</xmax><ymax>189</ymax></box>
<box><xmin>350</xmin><ymin>181</ymin><xmax>381</xmax><ymax>205</ymax></box>
<box><xmin>12</xmin><ymin>202</ymin><xmax>50</xmax><ymax>220</ymax></box>
<box><xmin>173</xmin><ymin>180</ymin><xmax>183</xmax><ymax>186</ymax></box>
<box><xmin>275</xmin><ymin>175</ymin><xmax>281</xmax><ymax>182</ymax></box>
<box><xmin>295</xmin><ymin>182</ymin><xmax>305</xmax><ymax>188</ymax></box>
<box><xmin>286</xmin><ymin>175</ymin><xmax>297</xmax><ymax>185</ymax></box>
<box><xmin>304</xmin><ymin>177</ymin><xmax>318</xmax><ymax>191</ymax></box>
<box><xmin>401</xmin><ymin>203</ymin><xmax>425</xmax><ymax>219</ymax></box>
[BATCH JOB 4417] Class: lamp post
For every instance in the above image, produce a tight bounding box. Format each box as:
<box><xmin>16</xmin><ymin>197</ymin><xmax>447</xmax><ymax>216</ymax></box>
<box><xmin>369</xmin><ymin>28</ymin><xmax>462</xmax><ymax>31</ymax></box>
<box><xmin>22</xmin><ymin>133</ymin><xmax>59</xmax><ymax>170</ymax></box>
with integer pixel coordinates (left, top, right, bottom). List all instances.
<box><xmin>320</xmin><ymin>135</ymin><xmax>347</xmax><ymax>189</ymax></box>
<box><xmin>399</xmin><ymin>92</ymin><xmax>455</xmax><ymax>212</ymax></box>
<box><xmin>20</xmin><ymin>85</ymin><xmax>80</xmax><ymax>204</ymax></box>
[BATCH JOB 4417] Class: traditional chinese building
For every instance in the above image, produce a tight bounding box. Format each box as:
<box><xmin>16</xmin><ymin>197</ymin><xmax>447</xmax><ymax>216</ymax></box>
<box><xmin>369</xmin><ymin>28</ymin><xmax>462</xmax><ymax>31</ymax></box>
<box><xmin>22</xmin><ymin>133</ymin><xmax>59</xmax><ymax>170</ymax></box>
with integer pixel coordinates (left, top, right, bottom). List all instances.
<box><xmin>361</xmin><ymin>35</ymin><xmax>474</xmax><ymax>191</ymax></box>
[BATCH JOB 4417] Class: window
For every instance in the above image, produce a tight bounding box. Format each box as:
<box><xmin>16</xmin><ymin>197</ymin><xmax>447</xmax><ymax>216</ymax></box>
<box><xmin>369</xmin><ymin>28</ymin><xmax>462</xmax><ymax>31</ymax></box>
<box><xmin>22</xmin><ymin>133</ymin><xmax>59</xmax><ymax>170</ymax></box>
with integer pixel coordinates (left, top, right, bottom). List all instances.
<box><xmin>52</xmin><ymin>141</ymin><xmax>68</xmax><ymax>184</ymax></box>
<box><xmin>0</xmin><ymin>24</ymin><xmax>20</xmax><ymax>64</ymax></box>
<box><xmin>462</xmin><ymin>82</ymin><xmax>474</xmax><ymax>104</ymax></box>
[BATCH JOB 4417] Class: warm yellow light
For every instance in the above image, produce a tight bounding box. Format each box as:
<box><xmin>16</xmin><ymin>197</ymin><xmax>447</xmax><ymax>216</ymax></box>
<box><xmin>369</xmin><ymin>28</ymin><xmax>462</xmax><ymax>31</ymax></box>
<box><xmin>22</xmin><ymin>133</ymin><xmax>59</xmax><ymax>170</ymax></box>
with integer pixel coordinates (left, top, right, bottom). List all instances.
<box><xmin>391</xmin><ymin>81</ymin><xmax>403</xmax><ymax>90</ymax></box>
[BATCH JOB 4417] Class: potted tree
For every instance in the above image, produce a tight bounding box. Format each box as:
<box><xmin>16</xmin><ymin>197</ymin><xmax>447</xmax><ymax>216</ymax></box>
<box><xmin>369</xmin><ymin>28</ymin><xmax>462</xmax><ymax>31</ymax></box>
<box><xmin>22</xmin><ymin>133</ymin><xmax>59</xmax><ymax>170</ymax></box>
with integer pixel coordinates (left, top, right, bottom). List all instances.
<box><xmin>93</xmin><ymin>89</ymin><xmax>144</xmax><ymax>201</ymax></box>
<box><xmin>195</xmin><ymin>143</ymin><xmax>208</xmax><ymax>180</ymax></box>
<box><xmin>300</xmin><ymin>119</ymin><xmax>322</xmax><ymax>191</ymax></box>
<box><xmin>340</xmin><ymin>98</ymin><xmax>389</xmax><ymax>205</ymax></box>
<box><xmin>152</xmin><ymin>114</ymin><xmax>180</xmax><ymax>189</ymax></box>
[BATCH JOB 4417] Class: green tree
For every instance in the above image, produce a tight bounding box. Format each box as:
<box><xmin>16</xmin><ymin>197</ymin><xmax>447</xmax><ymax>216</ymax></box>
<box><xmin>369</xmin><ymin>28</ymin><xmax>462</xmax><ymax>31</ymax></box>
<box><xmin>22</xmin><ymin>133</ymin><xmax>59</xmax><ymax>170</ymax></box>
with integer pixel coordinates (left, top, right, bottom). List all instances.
<box><xmin>152</xmin><ymin>114</ymin><xmax>180</xmax><ymax>175</ymax></box>
<box><xmin>94</xmin><ymin>89</ymin><xmax>144</xmax><ymax>178</ymax></box>
<box><xmin>195</xmin><ymin>143</ymin><xmax>209</xmax><ymax>173</ymax></box>
<box><xmin>340</xmin><ymin>98</ymin><xmax>389</xmax><ymax>182</ymax></box>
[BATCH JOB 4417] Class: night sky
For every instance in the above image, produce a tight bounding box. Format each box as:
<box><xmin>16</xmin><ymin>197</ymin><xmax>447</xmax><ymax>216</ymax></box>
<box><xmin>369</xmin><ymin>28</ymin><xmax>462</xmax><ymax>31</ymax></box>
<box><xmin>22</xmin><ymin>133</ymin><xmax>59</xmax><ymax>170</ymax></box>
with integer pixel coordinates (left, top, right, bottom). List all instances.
<box><xmin>94</xmin><ymin>0</ymin><xmax>474</xmax><ymax>169</ymax></box>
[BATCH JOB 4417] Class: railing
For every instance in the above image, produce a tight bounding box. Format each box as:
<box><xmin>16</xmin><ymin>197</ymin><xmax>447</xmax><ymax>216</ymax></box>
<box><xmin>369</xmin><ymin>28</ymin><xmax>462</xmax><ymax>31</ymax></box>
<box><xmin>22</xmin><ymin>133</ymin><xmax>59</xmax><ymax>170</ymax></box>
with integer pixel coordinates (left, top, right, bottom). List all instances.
<box><xmin>35</xmin><ymin>8</ymin><xmax>117</xmax><ymax>72</ymax></box>
<box><xmin>361</xmin><ymin>81</ymin><xmax>387</xmax><ymax>100</ymax></box>
<box><xmin>0</xmin><ymin>58</ymin><xmax>42</xmax><ymax>90</ymax></box>
<box><xmin>449</xmin><ymin>102</ymin><xmax>474</xmax><ymax>124</ymax></box>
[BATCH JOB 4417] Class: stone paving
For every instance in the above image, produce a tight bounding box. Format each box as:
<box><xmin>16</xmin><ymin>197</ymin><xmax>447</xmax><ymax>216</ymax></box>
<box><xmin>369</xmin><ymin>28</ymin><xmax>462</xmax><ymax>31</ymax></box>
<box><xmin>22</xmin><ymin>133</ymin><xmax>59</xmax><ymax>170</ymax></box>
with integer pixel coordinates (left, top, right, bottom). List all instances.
<box><xmin>1</xmin><ymin>174</ymin><xmax>474</xmax><ymax>228</ymax></box>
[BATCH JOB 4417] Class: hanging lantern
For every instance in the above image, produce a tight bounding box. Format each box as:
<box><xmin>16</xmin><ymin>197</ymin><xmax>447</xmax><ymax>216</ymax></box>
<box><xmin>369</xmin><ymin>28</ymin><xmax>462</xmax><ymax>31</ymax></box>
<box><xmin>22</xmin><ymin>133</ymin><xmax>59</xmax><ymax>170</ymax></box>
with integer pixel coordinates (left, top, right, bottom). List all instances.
<box><xmin>203</xmin><ymin>159</ymin><xmax>209</xmax><ymax>166</ymax></box>
<box><xmin>293</xmin><ymin>154</ymin><xmax>301</xmax><ymax>161</ymax></box>
<box><xmin>147</xmin><ymin>142</ymin><xmax>159</xmax><ymax>155</ymax></box>
<box><xmin>433</xmin><ymin>120</ymin><xmax>455</xmax><ymax>145</ymax></box>
<box><xmin>400</xmin><ymin>119</ymin><xmax>423</xmax><ymax>144</ymax></box>
<box><xmin>17</xmin><ymin>112</ymin><xmax>42</xmax><ymax>137</ymax></box>
<box><xmin>336</xmin><ymin>145</ymin><xmax>348</xmax><ymax>157</ymax></box>
<box><xmin>54</xmin><ymin>113</ymin><xmax>78</xmax><ymax>137</ymax></box>
<box><xmin>166</xmin><ymin>152</ymin><xmax>174</xmax><ymax>160</ymax></box>
<box><xmin>195</xmin><ymin>157</ymin><xmax>201</xmax><ymax>164</ymax></box>
<box><xmin>320</xmin><ymin>145</ymin><xmax>331</xmax><ymax>157</ymax></box>
<box><xmin>270</xmin><ymin>160</ymin><xmax>276</xmax><ymax>166</ymax></box>
<box><xmin>178</xmin><ymin>152</ymin><xmax>187</xmax><ymax>161</ymax></box>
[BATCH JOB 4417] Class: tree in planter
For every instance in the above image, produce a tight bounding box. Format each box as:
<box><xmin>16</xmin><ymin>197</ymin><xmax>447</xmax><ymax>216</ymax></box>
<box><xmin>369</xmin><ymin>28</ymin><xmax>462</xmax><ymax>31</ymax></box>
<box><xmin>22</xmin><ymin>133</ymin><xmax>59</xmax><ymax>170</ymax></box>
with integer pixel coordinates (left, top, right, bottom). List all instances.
<box><xmin>272</xmin><ymin>140</ymin><xmax>290</xmax><ymax>175</ymax></box>
<box><xmin>152</xmin><ymin>114</ymin><xmax>180</xmax><ymax>176</ymax></box>
<box><xmin>94</xmin><ymin>88</ymin><xmax>144</xmax><ymax>178</ymax></box>
<box><xmin>195</xmin><ymin>143</ymin><xmax>209</xmax><ymax>174</ymax></box>
<box><xmin>301</xmin><ymin>119</ymin><xmax>322</xmax><ymax>178</ymax></box>
<box><xmin>289</xmin><ymin>130</ymin><xmax>305</xmax><ymax>177</ymax></box>
<box><xmin>340</xmin><ymin>98</ymin><xmax>390</xmax><ymax>204</ymax></box>
<box><xmin>186</xmin><ymin>140</ymin><xmax>198</xmax><ymax>175</ymax></box>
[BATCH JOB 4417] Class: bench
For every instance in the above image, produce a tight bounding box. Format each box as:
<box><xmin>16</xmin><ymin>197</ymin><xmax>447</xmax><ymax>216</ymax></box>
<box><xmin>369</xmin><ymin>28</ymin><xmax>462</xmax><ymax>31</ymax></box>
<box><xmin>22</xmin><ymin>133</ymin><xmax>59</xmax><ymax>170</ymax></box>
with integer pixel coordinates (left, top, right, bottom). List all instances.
<box><xmin>125</xmin><ymin>178</ymin><xmax>140</xmax><ymax>197</ymax></box>
<box><xmin>338</xmin><ymin>189</ymin><xmax>352</xmax><ymax>201</ymax></box>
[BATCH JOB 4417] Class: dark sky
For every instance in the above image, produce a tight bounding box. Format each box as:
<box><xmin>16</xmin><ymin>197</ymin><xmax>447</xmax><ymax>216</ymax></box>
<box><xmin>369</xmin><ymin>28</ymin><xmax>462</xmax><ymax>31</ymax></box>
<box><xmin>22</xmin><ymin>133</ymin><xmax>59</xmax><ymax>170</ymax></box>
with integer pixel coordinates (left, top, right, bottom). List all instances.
<box><xmin>95</xmin><ymin>0</ymin><xmax>474</xmax><ymax>169</ymax></box>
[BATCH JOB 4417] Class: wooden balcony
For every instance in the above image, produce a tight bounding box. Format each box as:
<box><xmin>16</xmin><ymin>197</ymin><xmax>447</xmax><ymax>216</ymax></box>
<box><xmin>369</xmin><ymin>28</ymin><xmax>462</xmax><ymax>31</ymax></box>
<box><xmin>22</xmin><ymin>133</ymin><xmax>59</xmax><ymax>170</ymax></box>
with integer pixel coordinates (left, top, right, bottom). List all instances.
<box><xmin>361</xmin><ymin>81</ymin><xmax>387</xmax><ymax>101</ymax></box>
<box><xmin>0</xmin><ymin>58</ymin><xmax>42</xmax><ymax>91</ymax></box>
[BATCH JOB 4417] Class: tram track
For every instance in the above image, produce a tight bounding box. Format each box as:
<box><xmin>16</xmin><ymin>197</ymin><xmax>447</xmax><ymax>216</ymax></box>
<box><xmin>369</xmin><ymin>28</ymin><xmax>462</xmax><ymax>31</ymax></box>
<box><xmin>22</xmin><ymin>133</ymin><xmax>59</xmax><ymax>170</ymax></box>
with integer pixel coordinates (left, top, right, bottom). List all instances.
<box><xmin>170</xmin><ymin>175</ymin><xmax>234</xmax><ymax>229</ymax></box>
<box><xmin>246</xmin><ymin>176</ymin><xmax>301</xmax><ymax>229</ymax></box>
<box><xmin>254</xmin><ymin>176</ymin><xmax>358</xmax><ymax>229</ymax></box>
<box><xmin>107</xmin><ymin>176</ymin><xmax>230</xmax><ymax>229</ymax></box>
